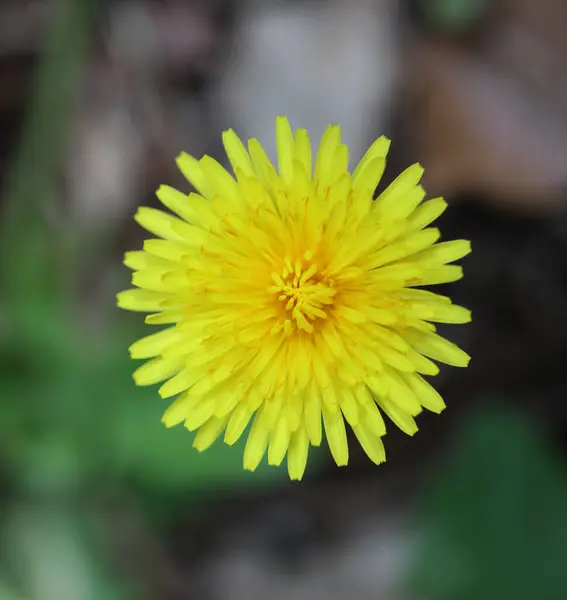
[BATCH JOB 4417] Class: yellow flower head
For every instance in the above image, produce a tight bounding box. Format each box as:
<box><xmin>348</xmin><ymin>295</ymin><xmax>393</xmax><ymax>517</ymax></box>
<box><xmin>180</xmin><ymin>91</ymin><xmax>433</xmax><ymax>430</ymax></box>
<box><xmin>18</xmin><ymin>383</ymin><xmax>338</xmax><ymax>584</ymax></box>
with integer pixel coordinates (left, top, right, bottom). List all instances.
<box><xmin>117</xmin><ymin>117</ymin><xmax>471</xmax><ymax>480</ymax></box>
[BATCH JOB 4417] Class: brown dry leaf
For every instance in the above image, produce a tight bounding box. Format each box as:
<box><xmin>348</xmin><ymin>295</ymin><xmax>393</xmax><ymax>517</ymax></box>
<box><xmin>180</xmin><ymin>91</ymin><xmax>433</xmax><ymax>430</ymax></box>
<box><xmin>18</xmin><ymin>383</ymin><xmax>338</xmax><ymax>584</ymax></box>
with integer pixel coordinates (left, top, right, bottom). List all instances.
<box><xmin>406</xmin><ymin>0</ymin><xmax>567</xmax><ymax>214</ymax></box>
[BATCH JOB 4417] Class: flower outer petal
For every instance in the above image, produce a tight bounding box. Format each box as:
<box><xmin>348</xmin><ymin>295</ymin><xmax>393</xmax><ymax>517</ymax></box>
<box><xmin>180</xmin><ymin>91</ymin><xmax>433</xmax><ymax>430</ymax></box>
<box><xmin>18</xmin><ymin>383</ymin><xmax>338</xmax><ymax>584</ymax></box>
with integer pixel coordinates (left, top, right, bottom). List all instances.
<box><xmin>351</xmin><ymin>135</ymin><xmax>390</xmax><ymax>182</ymax></box>
<box><xmin>351</xmin><ymin>157</ymin><xmax>386</xmax><ymax>195</ymax></box>
<box><xmin>354</xmin><ymin>385</ymin><xmax>387</xmax><ymax>436</ymax></box>
<box><xmin>155</xmin><ymin>185</ymin><xmax>193</xmax><ymax>222</ymax></box>
<box><xmin>352</xmin><ymin>421</ymin><xmax>386</xmax><ymax>465</ymax></box>
<box><xmin>158</xmin><ymin>366</ymin><xmax>197</xmax><ymax>399</ymax></box>
<box><xmin>134</xmin><ymin>207</ymin><xmax>193</xmax><ymax>243</ymax></box>
<box><xmin>378</xmin><ymin>163</ymin><xmax>424</xmax><ymax>206</ymax></box>
<box><xmin>222</xmin><ymin>129</ymin><xmax>254</xmax><ymax>179</ymax></box>
<box><xmin>405</xmin><ymin>348</ymin><xmax>440</xmax><ymax>376</ymax></box>
<box><xmin>367</xmin><ymin>228</ymin><xmax>440</xmax><ymax>270</ymax></box>
<box><xmin>176</xmin><ymin>151</ymin><xmax>212</xmax><ymax>198</ymax></box>
<box><xmin>407</xmin><ymin>197</ymin><xmax>447</xmax><ymax>231</ymax></box>
<box><xmin>304</xmin><ymin>384</ymin><xmax>323</xmax><ymax>446</ymax></box>
<box><xmin>384</xmin><ymin>370</ymin><xmax>422</xmax><ymax>416</ymax></box>
<box><xmin>322</xmin><ymin>404</ymin><xmax>349</xmax><ymax>466</ymax></box>
<box><xmin>225</xmin><ymin>402</ymin><xmax>255</xmax><ymax>446</ymax></box>
<box><xmin>193</xmin><ymin>415</ymin><xmax>230</xmax><ymax>452</ymax></box>
<box><xmin>404</xmin><ymin>329</ymin><xmax>471</xmax><ymax>367</ymax></box>
<box><xmin>268</xmin><ymin>413</ymin><xmax>291</xmax><ymax>466</ymax></box>
<box><xmin>184</xmin><ymin>397</ymin><xmax>216</xmax><ymax>431</ymax></box>
<box><xmin>133</xmin><ymin>356</ymin><xmax>184</xmax><ymax>386</ymax></box>
<box><xmin>378</xmin><ymin>397</ymin><xmax>418</xmax><ymax>436</ymax></box>
<box><xmin>276</xmin><ymin>115</ymin><xmax>295</xmax><ymax>183</ymax></box>
<box><xmin>145</xmin><ymin>310</ymin><xmax>185</xmax><ymax>325</ymax></box>
<box><xmin>377</xmin><ymin>184</ymin><xmax>426</xmax><ymax>224</ymax></box>
<box><xmin>116</xmin><ymin>289</ymin><xmax>170</xmax><ymax>312</ymax></box>
<box><xmin>314</xmin><ymin>124</ymin><xmax>341</xmax><ymax>186</ymax></box>
<box><xmin>403</xmin><ymin>373</ymin><xmax>446</xmax><ymax>413</ymax></box>
<box><xmin>414</xmin><ymin>240</ymin><xmax>472</xmax><ymax>265</ymax></box>
<box><xmin>243</xmin><ymin>413</ymin><xmax>270</xmax><ymax>472</ymax></box>
<box><xmin>128</xmin><ymin>328</ymin><xmax>182</xmax><ymax>359</ymax></box>
<box><xmin>339</xmin><ymin>387</ymin><xmax>360</xmax><ymax>427</ymax></box>
<box><xmin>293</xmin><ymin>128</ymin><xmax>312</xmax><ymax>175</ymax></box>
<box><xmin>124</xmin><ymin>250</ymin><xmax>173</xmax><ymax>271</ymax></box>
<box><xmin>162</xmin><ymin>392</ymin><xmax>202</xmax><ymax>428</ymax></box>
<box><xmin>287</xmin><ymin>425</ymin><xmax>309</xmax><ymax>481</ymax></box>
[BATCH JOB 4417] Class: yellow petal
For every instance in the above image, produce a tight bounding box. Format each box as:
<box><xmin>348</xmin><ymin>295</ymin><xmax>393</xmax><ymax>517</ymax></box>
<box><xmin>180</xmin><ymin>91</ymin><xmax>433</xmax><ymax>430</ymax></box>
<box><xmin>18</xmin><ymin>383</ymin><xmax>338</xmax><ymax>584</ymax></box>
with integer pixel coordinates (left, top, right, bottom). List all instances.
<box><xmin>158</xmin><ymin>366</ymin><xmax>198</xmax><ymax>398</ymax></box>
<box><xmin>405</xmin><ymin>348</ymin><xmax>440</xmax><ymax>376</ymax></box>
<box><xmin>378</xmin><ymin>163</ymin><xmax>424</xmax><ymax>206</ymax></box>
<box><xmin>351</xmin><ymin>157</ymin><xmax>386</xmax><ymax>195</ymax></box>
<box><xmin>368</xmin><ymin>228</ymin><xmax>440</xmax><ymax>269</ymax></box>
<box><xmin>407</xmin><ymin>197</ymin><xmax>447</xmax><ymax>231</ymax></box>
<box><xmin>131</xmin><ymin>269</ymin><xmax>178</xmax><ymax>293</ymax></box>
<box><xmin>268</xmin><ymin>413</ymin><xmax>291</xmax><ymax>466</ymax></box>
<box><xmin>136</xmin><ymin>212</ymin><xmax>205</xmax><ymax>250</ymax></box>
<box><xmin>314</xmin><ymin>124</ymin><xmax>341</xmax><ymax>186</ymax></box>
<box><xmin>304</xmin><ymin>384</ymin><xmax>322</xmax><ymax>446</ymax></box>
<box><xmin>243</xmin><ymin>413</ymin><xmax>269</xmax><ymax>472</ymax></box>
<box><xmin>287</xmin><ymin>426</ymin><xmax>309</xmax><ymax>481</ymax></box>
<box><xmin>415</xmin><ymin>239</ymin><xmax>472</xmax><ymax>265</ymax></box>
<box><xmin>378</xmin><ymin>397</ymin><xmax>418</xmax><ymax>436</ymax></box>
<box><xmin>322</xmin><ymin>405</ymin><xmax>348</xmax><ymax>466</ymax></box>
<box><xmin>184</xmin><ymin>397</ymin><xmax>216</xmax><ymax>431</ymax></box>
<box><xmin>352</xmin><ymin>135</ymin><xmax>390</xmax><ymax>181</ymax></box>
<box><xmin>339</xmin><ymin>388</ymin><xmax>359</xmax><ymax>426</ymax></box>
<box><xmin>377</xmin><ymin>184</ymin><xmax>426</xmax><ymax>222</ymax></box>
<box><xmin>222</xmin><ymin>128</ymin><xmax>254</xmax><ymax>178</ymax></box>
<box><xmin>403</xmin><ymin>373</ymin><xmax>446</xmax><ymax>413</ymax></box>
<box><xmin>133</xmin><ymin>356</ymin><xmax>183</xmax><ymax>386</ymax></box>
<box><xmin>294</xmin><ymin>128</ymin><xmax>312</xmax><ymax>176</ymax></box>
<box><xmin>352</xmin><ymin>422</ymin><xmax>386</xmax><ymax>465</ymax></box>
<box><xmin>276</xmin><ymin>115</ymin><xmax>294</xmax><ymax>183</ymax></box>
<box><xmin>225</xmin><ymin>402</ymin><xmax>254</xmax><ymax>445</ymax></box>
<box><xmin>176</xmin><ymin>152</ymin><xmax>212</xmax><ymax>198</ymax></box>
<box><xmin>129</xmin><ymin>328</ymin><xmax>182</xmax><ymax>359</ymax></box>
<box><xmin>354</xmin><ymin>385</ymin><xmax>387</xmax><ymax>436</ymax></box>
<box><xmin>193</xmin><ymin>415</ymin><xmax>229</xmax><ymax>451</ymax></box>
<box><xmin>143</xmin><ymin>239</ymin><xmax>190</xmax><ymax>261</ymax></box>
<box><xmin>124</xmin><ymin>251</ymin><xmax>173</xmax><ymax>271</ymax></box>
<box><xmin>248</xmin><ymin>138</ymin><xmax>272</xmax><ymax>183</ymax></box>
<box><xmin>405</xmin><ymin>265</ymin><xmax>464</xmax><ymax>286</ymax></box>
<box><xmin>155</xmin><ymin>185</ymin><xmax>193</xmax><ymax>222</ymax></box>
<box><xmin>408</xmin><ymin>302</ymin><xmax>472</xmax><ymax>324</ymax></box>
<box><xmin>384</xmin><ymin>370</ymin><xmax>422</xmax><ymax>416</ymax></box>
<box><xmin>145</xmin><ymin>310</ymin><xmax>185</xmax><ymax>325</ymax></box>
<box><xmin>200</xmin><ymin>155</ymin><xmax>239</xmax><ymax>202</ymax></box>
<box><xmin>116</xmin><ymin>289</ymin><xmax>170</xmax><ymax>312</ymax></box>
<box><xmin>161</xmin><ymin>392</ymin><xmax>201</xmax><ymax>428</ymax></box>
<box><xmin>404</xmin><ymin>329</ymin><xmax>471</xmax><ymax>367</ymax></box>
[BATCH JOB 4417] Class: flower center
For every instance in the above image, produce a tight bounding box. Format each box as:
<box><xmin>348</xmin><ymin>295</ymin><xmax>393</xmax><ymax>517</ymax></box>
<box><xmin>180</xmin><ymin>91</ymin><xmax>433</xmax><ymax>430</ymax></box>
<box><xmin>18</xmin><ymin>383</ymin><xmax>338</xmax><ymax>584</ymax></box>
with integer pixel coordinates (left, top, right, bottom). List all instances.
<box><xmin>269</xmin><ymin>253</ymin><xmax>336</xmax><ymax>334</ymax></box>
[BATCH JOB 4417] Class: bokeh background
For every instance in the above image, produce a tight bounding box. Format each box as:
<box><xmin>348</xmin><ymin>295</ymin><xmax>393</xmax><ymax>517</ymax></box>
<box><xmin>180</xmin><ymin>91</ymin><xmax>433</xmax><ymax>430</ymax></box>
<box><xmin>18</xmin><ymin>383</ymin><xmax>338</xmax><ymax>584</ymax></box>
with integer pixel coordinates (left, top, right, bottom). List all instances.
<box><xmin>2</xmin><ymin>0</ymin><xmax>567</xmax><ymax>599</ymax></box>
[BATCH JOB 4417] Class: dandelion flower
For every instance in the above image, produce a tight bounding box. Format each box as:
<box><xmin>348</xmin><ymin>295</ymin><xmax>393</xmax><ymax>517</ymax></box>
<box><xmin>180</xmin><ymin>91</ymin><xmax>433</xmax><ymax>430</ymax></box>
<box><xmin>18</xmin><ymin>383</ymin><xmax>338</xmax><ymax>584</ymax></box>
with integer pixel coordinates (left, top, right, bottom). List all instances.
<box><xmin>117</xmin><ymin>117</ymin><xmax>471</xmax><ymax>480</ymax></box>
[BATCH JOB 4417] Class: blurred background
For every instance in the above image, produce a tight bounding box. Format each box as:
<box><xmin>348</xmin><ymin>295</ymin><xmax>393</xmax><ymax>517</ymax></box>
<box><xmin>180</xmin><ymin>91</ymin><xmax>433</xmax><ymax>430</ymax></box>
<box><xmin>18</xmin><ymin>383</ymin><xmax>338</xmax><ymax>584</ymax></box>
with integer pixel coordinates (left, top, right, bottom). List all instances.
<box><xmin>1</xmin><ymin>0</ymin><xmax>567</xmax><ymax>598</ymax></box>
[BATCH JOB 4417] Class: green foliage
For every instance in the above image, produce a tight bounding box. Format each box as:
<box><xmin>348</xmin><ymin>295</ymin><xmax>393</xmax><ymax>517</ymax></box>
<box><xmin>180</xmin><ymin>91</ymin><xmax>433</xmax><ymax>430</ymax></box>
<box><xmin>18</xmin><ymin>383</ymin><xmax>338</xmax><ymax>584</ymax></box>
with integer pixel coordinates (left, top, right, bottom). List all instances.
<box><xmin>410</xmin><ymin>404</ymin><xmax>567</xmax><ymax>600</ymax></box>
<box><xmin>419</xmin><ymin>0</ymin><xmax>490</xmax><ymax>32</ymax></box>
<box><xmin>1</xmin><ymin>507</ymin><xmax>131</xmax><ymax>600</ymax></box>
<box><xmin>0</xmin><ymin>0</ymin><xmax>97</xmax><ymax>305</ymax></box>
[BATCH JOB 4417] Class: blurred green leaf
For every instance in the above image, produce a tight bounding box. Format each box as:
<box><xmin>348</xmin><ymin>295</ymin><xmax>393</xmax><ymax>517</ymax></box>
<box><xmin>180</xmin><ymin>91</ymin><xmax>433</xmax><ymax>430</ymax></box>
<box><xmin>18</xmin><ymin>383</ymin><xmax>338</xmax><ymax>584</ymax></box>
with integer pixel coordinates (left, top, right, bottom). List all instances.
<box><xmin>0</xmin><ymin>0</ymin><xmax>97</xmax><ymax>305</ymax></box>
<box><xmin>410</xmin><ymin>404</ymin><xmax>567</xmax><ymax>600</ymax></box>
<box><xmin>420</xmin><ymin>0</ymin><xmax>490</xmax><ymax>31</ymax></box>
<box><xmin>1</xmin><ymin>507</ymin><xmax>126</xmax><ymax>600</ymax></box>
<box><xmin>0</xmin><ymin>576</ymin><xmax>27</xmax><ymax>600</ymax></box>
